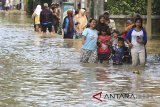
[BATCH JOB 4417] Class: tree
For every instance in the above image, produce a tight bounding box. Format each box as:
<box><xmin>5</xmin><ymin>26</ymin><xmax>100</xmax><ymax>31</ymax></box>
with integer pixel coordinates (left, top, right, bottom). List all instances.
<box><xmin>152</xmin><ymin>0</ymin><xmax>160</xmax><ymax>15</ymax></box>
<box><xmin>104</xmin><ymin>0</ymin><xmax>147</xmax><ymax>15</ymax></box>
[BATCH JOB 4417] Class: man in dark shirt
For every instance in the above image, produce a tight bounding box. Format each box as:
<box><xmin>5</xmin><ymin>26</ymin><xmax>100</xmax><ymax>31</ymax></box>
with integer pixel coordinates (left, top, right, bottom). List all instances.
<box><xmin>40</xmin><ymin>3</ymin><xmax>53</xmax><ymax>34</ymax></box>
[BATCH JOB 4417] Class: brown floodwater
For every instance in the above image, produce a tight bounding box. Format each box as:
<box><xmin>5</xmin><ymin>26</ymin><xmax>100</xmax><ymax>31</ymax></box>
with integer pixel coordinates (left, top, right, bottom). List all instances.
<box><xmin>0</xmin><ymin>12</ymin><xmax>160</xmax><ymax>107</ymax></box>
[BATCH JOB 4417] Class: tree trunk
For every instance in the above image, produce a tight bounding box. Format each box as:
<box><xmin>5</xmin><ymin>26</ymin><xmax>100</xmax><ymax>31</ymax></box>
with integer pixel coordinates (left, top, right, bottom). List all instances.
<box><xmin>147</xmin><ymin>0</ymin><xmax>152</xmax><ymax>39</ymax></box>
<box><xmin>94</xmin><ymin>0</ymin><xmax>104</xmax><ymax>19</ymax></box>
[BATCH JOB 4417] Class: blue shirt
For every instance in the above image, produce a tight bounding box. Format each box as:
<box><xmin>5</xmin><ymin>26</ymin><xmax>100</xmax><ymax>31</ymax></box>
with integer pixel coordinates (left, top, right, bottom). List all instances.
<box><xmin>112</xmin><ymin>46</ymin><xmax>124</xmax><ymax>63</ymax></box>
<box><xmin>82</xmin><ymin>28</ymin><xmax>98</xmax><ymax>51</ymax></box>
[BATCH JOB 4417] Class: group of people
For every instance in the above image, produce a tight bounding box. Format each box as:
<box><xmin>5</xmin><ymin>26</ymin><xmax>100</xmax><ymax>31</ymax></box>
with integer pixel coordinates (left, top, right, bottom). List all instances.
<box><xmin>32</xmin><ymin>3</ymin><xmax>147</xmax><ymax>67</ymax></box>
<box><xmin>62</xmin><ymin>9</ymin><xmax>116</xmax><ymax>39</ymax></box>
<box><xmin>0</xmin><ymin>0</ymin><xmax>21</xmax><ymax>11</ymax></box>
<box><xmin>79</xmin><ymin>13</ymin><xmax>147</xmax><ymax>67</ymax></box>
<box><xmin>63</xmin><ymin>8</ymin><xmax>88</xmax><ymax>39</ymax></box>
<box><xmin>32</xmin><ymin>3</ymin><xmax>61</xmax><ymax>34</ymax></box>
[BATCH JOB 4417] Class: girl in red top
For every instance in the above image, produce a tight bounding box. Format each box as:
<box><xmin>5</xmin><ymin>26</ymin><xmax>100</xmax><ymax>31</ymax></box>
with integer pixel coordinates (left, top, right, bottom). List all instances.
<box><xmin>97</xmin><ymin>28</ymin><xmax>111</xmax><ymax>63</ymax></box>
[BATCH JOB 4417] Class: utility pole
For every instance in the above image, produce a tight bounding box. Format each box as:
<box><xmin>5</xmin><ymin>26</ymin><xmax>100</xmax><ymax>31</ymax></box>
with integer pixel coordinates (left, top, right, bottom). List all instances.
<box><xmin>93</xmin><ymin>0</ymin><xmax>98</xmax><ymax>19</ymax></box>
<box><xmin>99</xmin><ymin>0</ymin><xmax>104</xmax><ymax>16</ymax></box>
<box><xmin>94</xmin><ymin>0</ymin><xmax>104</xmax><ymax>19</ymax></box>
<box><xmin>81</xmin><ymin>0</ymin><xmax>85</xmax><ymax>8</ymax></box>
<box><xmin>147</xmin><ymin>0</ymin><xmax>152</xmax><ymax>39</ymax></box>
<box><xmin>21</xmin><ymin>0</ymin><xmax>24</xmax><ymax>11</ymax></box>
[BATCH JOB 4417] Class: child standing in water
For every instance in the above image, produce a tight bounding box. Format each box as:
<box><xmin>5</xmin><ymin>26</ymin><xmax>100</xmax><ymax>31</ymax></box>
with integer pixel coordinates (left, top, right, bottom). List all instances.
<box><xmin>111</xmin><ymin>30</ymin><xmax>120</xmax><ymax>48</ymax></box>
<box><xmin>80</xmin><ymin>19</ymin><xmax>98</xmax><ymax>63</ymax></box>
<box><xmin>97</xmin><ymin>28</ymin><xmax>111</xmax><ymax>63</ymax></box>
<box><xmin>112</xmin><ymin>37</ymin><xmax>125</xmax><ymax>65</ymax></box>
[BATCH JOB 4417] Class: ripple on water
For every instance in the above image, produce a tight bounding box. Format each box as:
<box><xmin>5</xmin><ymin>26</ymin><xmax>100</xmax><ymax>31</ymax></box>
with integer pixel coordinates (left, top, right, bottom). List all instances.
<box><xmin>0</xmin><ymin>22</ymin><xmax>160</xmax><ymax>106</ymax></box>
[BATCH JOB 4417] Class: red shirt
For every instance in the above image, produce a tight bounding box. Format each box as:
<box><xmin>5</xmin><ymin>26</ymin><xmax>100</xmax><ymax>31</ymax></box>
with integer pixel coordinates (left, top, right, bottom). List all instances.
<box><xmin>98</xmin><ymin>35</ymin><xmax>111</xmax><ymax>54</ymax></box>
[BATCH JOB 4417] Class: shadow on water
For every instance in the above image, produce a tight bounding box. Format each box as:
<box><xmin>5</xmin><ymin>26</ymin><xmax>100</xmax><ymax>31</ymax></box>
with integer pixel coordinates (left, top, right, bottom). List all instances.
<box><xmin>0</xmin><ymin>13</ymin><xmax>160</xmax><ymax>107</ymax></box>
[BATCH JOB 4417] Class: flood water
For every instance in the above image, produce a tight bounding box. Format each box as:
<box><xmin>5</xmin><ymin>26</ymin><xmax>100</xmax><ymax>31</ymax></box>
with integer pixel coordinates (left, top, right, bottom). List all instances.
<box><xmin>0</xmin><ymin>12</ymin><xmax>160</xmax><ymax>107</ymax></box>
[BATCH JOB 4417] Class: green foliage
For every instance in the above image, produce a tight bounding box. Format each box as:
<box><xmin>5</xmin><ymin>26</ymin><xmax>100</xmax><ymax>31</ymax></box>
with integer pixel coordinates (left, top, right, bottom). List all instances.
<box><xmin>152</xmin><ymin>0</ymin><xmax>160</xmax><ymax>15</ymax></box>
<box><xmin>26</xmin><ymin>0</ymin><xmax>34</xmax><ymax>15</ymax></box>
<box><xmin>104</xmin><ymin>0</ymin><xmax>147</xmax><ymax>15</ymax></box>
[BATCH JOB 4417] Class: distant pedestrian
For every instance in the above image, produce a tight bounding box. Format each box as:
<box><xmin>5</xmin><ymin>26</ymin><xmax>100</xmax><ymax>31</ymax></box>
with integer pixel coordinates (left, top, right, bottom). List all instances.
<box><xmin>32</xmin><ymin>5</ymin><xmax>42</xmax><ymax>32</ymax></box>
<box><xmin>74</xmin><ymin>9</ymin><xmax>88</xmax><ymax>39</ymax></box>
<box><xmin>51</xmin><ymin>3</ymin><xmax>61</xmax><ymax>33</ymax></box>
<box><xmin>2</xmin><ymin>0</ymin><xmax>6</xmax><ymax>10</ymax></box>
<box><xmin>62</xmin><ymin>10</ymin><xmax>75</xmax><ymax>39</ymax></box>
<box><xmin>40</xmin><ymin>3</ymin><xmax>53</xmax><ymax>34</ymax></box>
<box><xmin>5</xmin><ymin>0</ymin><xmax>10</xmax><ymax>11</ymax></box>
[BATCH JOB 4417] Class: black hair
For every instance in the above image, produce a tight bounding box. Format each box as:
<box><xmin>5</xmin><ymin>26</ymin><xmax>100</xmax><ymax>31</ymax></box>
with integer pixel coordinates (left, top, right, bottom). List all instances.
<box><xmin>101</xmin><ymin>28</ymin><xmax>107</xmax><ymax>32</ymax></box>
<box><xmin>98</xmin><ymin>15</ymin><xmax>105</xmax><ymax>22</ymax></box>
<box><xmin>101</xmin><ymin>27</ymin><xmax>109</xmax><ymax>33</ymax></box>
<box><xmin>135</xmin><ymin>17</ymin><xmax>143</xmax><ymax>23</ymax></box>
<box><xmin>89</xmin><ymin>18</ymin><xmax>97</xmax><ymax>23</ymax></box>
<box><xmin>86</xmin><ymin>19</ymin><xmax>96</xmax><ymax>28</ymax></box>
<box><xmin>100</xmin><ymin>28</ymin><xmax>111</xmax><ymax>35</ymax></box>
<box><xmin>112</xmin><ymin>30</ymin><xmax>120</xmax><ymax>35</ymax></box>
<box><xmin>118</xmin><ymin>37</ymin><xmax>124</xmax><ymax>42</ymax></box>
<box><xmin>82</xmin><ymin>8</ymin><xmax>86</xmax><ymax>11</ymax></box>
<box><xmin>134</xmin><ymin>17</ymin><xmax>143</xmax><ymax>28</ymax></box>
<box><xmin>104</xmin><ymin>11</ymin><xmax>109</xmax><ymax>15</ymax></box>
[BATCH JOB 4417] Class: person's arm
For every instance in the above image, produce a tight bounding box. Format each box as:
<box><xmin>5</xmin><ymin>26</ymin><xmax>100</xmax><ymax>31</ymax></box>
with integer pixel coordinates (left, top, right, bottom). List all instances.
<box><xmin>143</xmin><ymin>29</ymin><xmax>147</xmax><ymax>45</ymax></box>
<box><xmin>31</xmin><ymin>13</ymin><xmax>36</xmax><ymax>20</ymax></box>
<box><xmin>62</xmin><ymin>17</ymin><xmax>67</xmax><ymax>34</ymax></box>
<box><xmin>97</xmin><ymin>37</ymin><xmax>102</xmax><ymax>47</ymax></box>
<box><xmin>40</xmin><ymin>12</ymin><xmax>43</xmax><ymax>24</ymax></box>
<box><xmin>124</xmin><ymin>24</ymin><xmax>134</xmax><ymax>32</ymax></box>
<box><xmin>83</xmin><ymin>17</ymin><xmax>88</xmax><ymax>29</ymax></box>
<box><xmin>109</xmin><ymin>19</ymin><xmax>116</xmax><ymax>33</ymax></box>
<box><xmin>125</xmin><ymin>29</ymin><xmax>133</xmax><ymax>48</ymax></box>
<box><xmin>81</xmin><ymin>28</ymin><xmax>88</xmax><ymax>44</ymax></box>
<box><xmin>82</xmin><ymin>36</ymin><xmax>86</xmax><ymax>45</ymax></box>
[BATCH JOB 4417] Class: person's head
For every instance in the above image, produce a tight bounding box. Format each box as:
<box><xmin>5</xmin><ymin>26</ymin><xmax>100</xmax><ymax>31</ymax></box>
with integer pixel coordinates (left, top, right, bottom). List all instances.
<box><xmin>51</xmin><ymin>2</ymin><xmax>55</xmax><ymax>6</ymax></box>
<box><xmin>112</xmin><ymin>30</ymin><xmax>120</xmax><ymax>39</ymax></box>
<box><xmin>34</xmin><ymin>5</ymin><xmax>42</xmax><ymax>15</ymax></box>
<box><xmin>135</xmin><ymin>17</ymin><xmax>143</xmax><ymax>28</ymax></box>
<box><xmin>89</xmin><ymin>19</ymin><xmax>97</xmax><ymax>29</ymax></box>
<box><xmin>82</xmin><ymin>8</ymin><xmax>86</xmax><ymax>11</ymax></box>
<box><xmin>118</xmin><ymin>37</ymin><xmax>124</xmax><ymax>47</ymax></box>
<box><xmin>35</xmin><ymin>5</ymin><xmax>41</xmax><ymax>11</ymax></box>
<box><xmin>51</xmin><ymin>2</ymin><xmax>56</xmax><ymax>10</ymax></box>
<box><xmin>79</xmin><ymin>9</ymin><xmax>86</xmax><ymax>16</ymax></box>
<box><xmin>67</xmin><ymin>10</ymin><xmax>73</xmax><ymax>17</ymax></box>
<box><xmin>126</xmin><ymin>20</ymin><xmax>132</xmax><ymax>26</ymax></box>
<box><xmin>101</xmin><ymin>28</ymin><xmax>107</xmax><ymax>36</ymax></box>
<box><xmin>103</xmin><ymin>11</ymin><xmax>109</xmax><ymax>20</ymax></box>
<box><xmin>36</xmin><ymin>5</ymin><xmax>41</xmax><ymax>9</ymax></box>
<box><xmin>43</xmin><ymin>3</ymin><xmax>48</xmax><ymax>9</ymax></box>
<box><xmin>133</xmin><ymin>13</ymin><xmax>142</xmax><ymax>22</ymax></box>
<box><xmin>98</xmin><ymin>15</ymin><xmax>106</xmax><ymax>24</ymax></box>
<box><xmin>56</xmin><ymin>3</ymin><xmax>59</xmax><ymax>7</ymax></box>
<box><xmin>82</xmin><ymin>8</ymin><xmax>87</xmax><ymax>15</ymax></box>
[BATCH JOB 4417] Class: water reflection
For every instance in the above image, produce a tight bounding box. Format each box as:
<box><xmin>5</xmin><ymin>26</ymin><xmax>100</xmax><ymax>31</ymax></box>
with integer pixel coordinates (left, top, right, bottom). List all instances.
<box><xmin>0</xmin><ymin>13</ymin><xmax>160</xmax><ymax>107</ymax></box>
